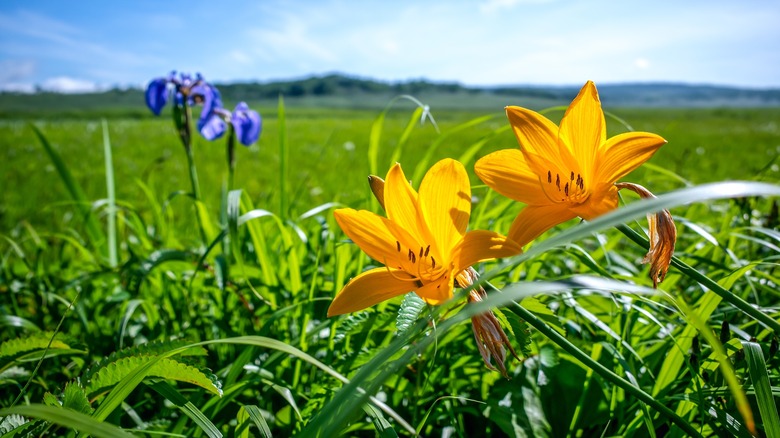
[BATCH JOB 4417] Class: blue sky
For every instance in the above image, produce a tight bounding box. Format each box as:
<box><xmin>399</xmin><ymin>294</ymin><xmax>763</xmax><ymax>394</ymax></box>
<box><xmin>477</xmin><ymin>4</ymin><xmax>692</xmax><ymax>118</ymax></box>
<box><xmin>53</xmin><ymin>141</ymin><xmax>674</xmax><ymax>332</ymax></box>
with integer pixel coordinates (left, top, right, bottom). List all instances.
<box><xmin>1</xmin><ymin>0</ymin><xmax>779</xmax><ymax>92</ymax></box>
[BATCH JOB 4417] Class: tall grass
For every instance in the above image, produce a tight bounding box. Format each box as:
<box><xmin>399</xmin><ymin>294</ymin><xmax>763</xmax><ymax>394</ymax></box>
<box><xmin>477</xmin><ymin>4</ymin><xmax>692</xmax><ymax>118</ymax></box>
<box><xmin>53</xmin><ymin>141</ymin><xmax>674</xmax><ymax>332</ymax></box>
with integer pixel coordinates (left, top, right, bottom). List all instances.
<box><xmin>0</xmin><ymin>100</ymin><xmax>779</xmax><ymax>437</ymax></box>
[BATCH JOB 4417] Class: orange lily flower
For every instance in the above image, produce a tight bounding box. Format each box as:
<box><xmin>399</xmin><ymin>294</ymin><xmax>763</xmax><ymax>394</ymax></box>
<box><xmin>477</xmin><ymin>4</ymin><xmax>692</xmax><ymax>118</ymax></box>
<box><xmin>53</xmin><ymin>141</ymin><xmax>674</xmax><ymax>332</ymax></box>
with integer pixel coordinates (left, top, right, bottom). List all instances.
<box><xmin>329</xmin><ymin>158</ymin><xmax>522</xmax><ymax>316</ymax></box>
<box><xmin>475</xmin><ymin>81</ymin><xmax>676</xmax><ymax>286</ymax></box>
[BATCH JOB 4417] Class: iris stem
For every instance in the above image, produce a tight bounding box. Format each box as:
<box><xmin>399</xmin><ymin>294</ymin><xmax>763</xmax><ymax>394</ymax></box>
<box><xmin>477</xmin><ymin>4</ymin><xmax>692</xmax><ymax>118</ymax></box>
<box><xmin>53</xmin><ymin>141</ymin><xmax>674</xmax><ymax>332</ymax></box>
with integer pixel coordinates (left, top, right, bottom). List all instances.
<box><xmin>616</xmin><ymin>224</ymin><xmax>780</xmax><ymax>335</ymax></box>
<box><xmin>503</xmin><ymin>297</ymin><xmax>703</xmax><ymax>438</ymax></box>
<box><xmin>179</xmin><ymin>103</ymin><xmax>207</xmax><ymax>246</ymax></box>
<box><xmin>226</xmin><ymin>124</ymin><xmax>237</xmax><ymax>195</ymax></box>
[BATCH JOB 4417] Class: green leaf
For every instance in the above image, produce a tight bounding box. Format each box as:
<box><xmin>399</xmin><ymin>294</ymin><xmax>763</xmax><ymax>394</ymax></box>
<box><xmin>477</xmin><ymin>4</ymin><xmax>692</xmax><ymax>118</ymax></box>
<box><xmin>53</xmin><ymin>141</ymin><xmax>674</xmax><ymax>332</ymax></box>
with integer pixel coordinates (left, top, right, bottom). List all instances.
<box><xmin>86</xmin><ymin>356</ymin><xmax>221</xmax><ymax>398</ymax></box>
<box><xmin>520</xmin><ymin>296</ymin><xmax>565</xmax><ymax>336</ymax></box>
<box><xmin>0</xmin><ymin>413</ymin><xmax>28</xmax><ymax>434</ymax></box>
<box><xmin>83</xmin><ymin>339</ymin><xmax>207</xmax><ymax>382</ymax></box>
<box><xmin>0</xmin><ymin>332</ymin><xmax>72</xmax><ymax>358</ymax></box>
<box><xmin>500</xmin><ymin>308</ymin><xmax>532</xmax><ymax>357</ymax></box>
<box><xmin>62</xmin><ymin>382</ymin><xmax>93</xmax><ymax>415</ymax></box>
<box><xmin>396</xmin><ymin>292</ymin><xmax>426</xmax><ymax>335</ymax></box>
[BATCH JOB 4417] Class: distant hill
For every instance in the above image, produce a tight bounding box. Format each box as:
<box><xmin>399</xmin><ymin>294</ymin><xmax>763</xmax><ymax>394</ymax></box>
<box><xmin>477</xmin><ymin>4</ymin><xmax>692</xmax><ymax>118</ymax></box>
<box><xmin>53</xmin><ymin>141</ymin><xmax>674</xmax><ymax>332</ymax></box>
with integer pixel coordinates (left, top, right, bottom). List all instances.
<box><xmin>2</xmin><ymin>73</ymin><xmax>779</xmax><ymax>118</ymax></box>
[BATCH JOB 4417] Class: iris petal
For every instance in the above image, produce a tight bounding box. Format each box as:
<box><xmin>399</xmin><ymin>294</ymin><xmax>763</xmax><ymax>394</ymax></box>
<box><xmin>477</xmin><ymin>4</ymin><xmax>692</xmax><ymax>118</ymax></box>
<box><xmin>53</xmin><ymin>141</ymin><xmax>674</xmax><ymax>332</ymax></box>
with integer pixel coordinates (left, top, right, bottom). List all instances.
<box><xmin>198</xmin><ymin>113</ymin><xmax>226</xmax><ymax>140</ymax></box>
<box><xmin>145</xmin><ymin>78</ymin><xmax>169</xmax><ymax>115</ymax></box>
<box><xmin>231</xmin><ymin>102</ymin><xmax>262</xmax><ymax>146</ymax></box>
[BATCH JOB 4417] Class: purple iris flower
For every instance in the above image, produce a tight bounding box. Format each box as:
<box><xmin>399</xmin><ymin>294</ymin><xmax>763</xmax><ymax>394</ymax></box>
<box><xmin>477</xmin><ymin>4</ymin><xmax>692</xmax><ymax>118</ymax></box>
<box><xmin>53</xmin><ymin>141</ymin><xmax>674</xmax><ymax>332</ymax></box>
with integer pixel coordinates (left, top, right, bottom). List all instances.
<box><xmin>145</xmin><ymin>78</ymin><xmax>170</xmax><ymax>116</ymax></box>
<box><xmin>231</xmin><ymin>102</ymin><xmax>262</xmax><ymax>146</ymax></box>
<box><xmin>193</xmin><ymin>83</ymin><xmax>227</xmax><ymax>140</ymax></box>
<box><xmin>144</xmin><ymin>72</ymin><xmax>261</xmax><ymax>145</ymax></box>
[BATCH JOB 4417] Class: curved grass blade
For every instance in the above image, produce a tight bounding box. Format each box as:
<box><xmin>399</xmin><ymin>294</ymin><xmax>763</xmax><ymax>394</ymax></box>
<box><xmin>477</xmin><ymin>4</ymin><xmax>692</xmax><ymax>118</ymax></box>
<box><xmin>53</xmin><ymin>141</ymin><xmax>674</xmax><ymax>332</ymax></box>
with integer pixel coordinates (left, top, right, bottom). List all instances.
<box><xmin>149</xmin><ymin>380</ymin><xmax>222</xmax><ymax>438</ymax></box>
<box><xmin>741</xmin><ymin>341</ymin><xmax>780</xmax><ymax>436</ymax></box>
<box><xmin>302</xmin><ymin>277</ymin><xmax>702</xmax><ymax>437</ymax></box>
<box><xmin>0</xmin><ymin>315</ymin><xmax>40</xmax><ymax>332</ymax></box>
<box><xmin>0</xmin><ymin>404</ymin><xmax>135</xmax><ymax>438</ymax></box>
<box><xmin>237</xmin><ymin>405</ymin><xmax>271</xmax><ymax>438</ymax></box>
<box><xmin>387</xmin><ymin>106</ymin><xmax>423</xmax><ymax>166</ymax></box>
<box><xmin>369</xmin><ymin>95</ymin><xmax>434</xmax><ymax>180</ymax></box>
<box><xmin>411</xmin><ymin>113</ymin><xmax>499</xmax><ymax>184</ymax></box>
<box><xmin>30</xmin><ymin>124</ymin><xmax>105</xmax><ymax>253</ymax></box>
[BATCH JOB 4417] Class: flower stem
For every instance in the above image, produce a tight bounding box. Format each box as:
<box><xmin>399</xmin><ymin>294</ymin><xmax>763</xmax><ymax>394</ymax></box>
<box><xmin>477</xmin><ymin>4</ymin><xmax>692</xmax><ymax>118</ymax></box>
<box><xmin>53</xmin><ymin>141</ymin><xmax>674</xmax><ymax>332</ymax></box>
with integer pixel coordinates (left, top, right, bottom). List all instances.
<box><xmin>226</xmin><ymin>125</ymin><xmax>236</xmax><ymax>194</ymax></box>
<box><xmin>177</xmin><ymin>103</ymin><xmax>207</xmax><ymax>245</ymax></box>
<box><xmin>617</xmin><ymin>223</ymin><xmax>780</xmax><ymax>335</ymax></box>
<box><xmin>504</xmin><ymin>298</ymin><xmax>703</xmax><ymax>438</ymax></box>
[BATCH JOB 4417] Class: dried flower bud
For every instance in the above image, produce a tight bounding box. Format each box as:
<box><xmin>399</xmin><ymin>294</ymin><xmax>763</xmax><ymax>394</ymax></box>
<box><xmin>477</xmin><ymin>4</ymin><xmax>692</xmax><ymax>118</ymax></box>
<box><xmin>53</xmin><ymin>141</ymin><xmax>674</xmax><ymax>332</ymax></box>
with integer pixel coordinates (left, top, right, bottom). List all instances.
<box><xmin>368</xmin><ymin>175</ymin><xmax>386</xmax><ymax>210</ymax></box>
<box><xmin>460</xmin><ymin>267</ymin><xmax>520</xmax><ymax>378</ymax></box>
<box><xmin>616</xmin><ymin>182</ymin><xmax>677</xmax><ymax>287</ymax></box>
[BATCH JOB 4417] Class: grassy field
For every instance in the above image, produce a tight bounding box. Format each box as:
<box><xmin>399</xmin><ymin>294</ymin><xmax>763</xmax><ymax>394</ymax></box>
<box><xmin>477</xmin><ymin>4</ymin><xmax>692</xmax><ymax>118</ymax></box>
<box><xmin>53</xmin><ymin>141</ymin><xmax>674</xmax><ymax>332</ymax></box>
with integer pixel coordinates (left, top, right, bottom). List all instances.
<box><xmin>2</xmin><ymin>106</ymin><xmax>779</xmax><ymax>232</ymax></box>
<box><xmin>1</xmin><ymin>101</ymin><xmax>779</xmax><ymax>437</ymax></box>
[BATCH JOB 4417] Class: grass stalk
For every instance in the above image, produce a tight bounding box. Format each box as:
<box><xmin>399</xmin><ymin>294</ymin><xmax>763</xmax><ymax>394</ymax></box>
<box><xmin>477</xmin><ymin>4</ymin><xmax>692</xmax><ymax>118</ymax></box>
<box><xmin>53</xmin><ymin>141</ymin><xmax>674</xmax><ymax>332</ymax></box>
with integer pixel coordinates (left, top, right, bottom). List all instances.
<box><xmin>278</xmin><ymin>95</ymin><xmax>288</xmax><ymax>217</ymax></box>
<box><xmin>101</xmin><ymin>119</ymin><xmax>118</xmax><ymax>267</ymax></box>
<box><xmin>504</xmin><ymin>298</ymin><xmax>704</xmax><ymax>438</ymax></box>
<box><xmin>617</xmin><ymin>224</ymin><xmax>780</xmax><ymax>334</ymax></box>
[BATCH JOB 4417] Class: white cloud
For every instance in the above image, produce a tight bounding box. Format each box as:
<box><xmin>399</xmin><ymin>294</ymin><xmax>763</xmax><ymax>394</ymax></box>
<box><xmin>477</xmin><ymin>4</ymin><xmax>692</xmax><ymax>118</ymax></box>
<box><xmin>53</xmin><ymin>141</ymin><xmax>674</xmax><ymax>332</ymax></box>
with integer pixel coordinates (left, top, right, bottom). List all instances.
<box><xmin>40</xmin><ymin>76</ymin><xmax>103</xmax><ymax>93</ymax></box>
<box><xmin>479</xmin><ymin>0</ymin><xmax>553</xmax><ymax>14</ymax></box>
<box><xmin>634</xmin><ymin>58</ymin><xmax>650</xmax><ymax>69</ymax></box>
<box><xmin>0</xmin><ymin>82</ymin><xmax>35</xmax><ymax>93</ymax></box>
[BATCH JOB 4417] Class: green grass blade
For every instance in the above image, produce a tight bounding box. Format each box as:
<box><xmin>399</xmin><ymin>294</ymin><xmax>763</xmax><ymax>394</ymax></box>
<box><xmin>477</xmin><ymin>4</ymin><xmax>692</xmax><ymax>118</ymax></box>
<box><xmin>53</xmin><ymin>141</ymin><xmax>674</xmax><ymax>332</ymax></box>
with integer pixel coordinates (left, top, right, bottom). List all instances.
<box><xmin>368</xmin><ymin>109</ymin><xmax>386</xmax><ymax>177</ymax></box>
<box><xmin>30</xmin><ymin>124</ymin><xmax>105</xmax><ymax>253</ymax></box>
<box><xmin>149</xmin><ymin>380</ymin><xmax>222</xmax><ymax>438</ymax></box>
<box><xmin>302</xmin><ymin>277</ymin><xmax>702</xmax><ymax>437</ymax></box>
<box><xmin>237</xmin><ymin>405</ymin><xmax>272</xmax><ymax>438</ymax></box>
<box><xmin>742</xmin><ymin>341</ymin><xmax>780</xmax><ymax>436</ymax></box>
<box><xmin>278</xmin><ymin>94</ymin><xmax>289</xmax><ymax>217</ymax></box>
<box><xmin>653</xmin><ymin>291</ymin><xmax>721</xmax><ymax>396</ymax></box>
<box><xmin>0</xmin><ymin>404</ymin><xmax>135</xmax><ymax>438</ymax></box>
<box><xmin>411</xmin><ymin>113</ymin><xmax>499</xmax><ymax>183</ymax></box>
<box><xmin>101</xmin><ymin>119</ymin><xmax>117</xmax><ymax>267</ymax></box>
<box><xmin>387</xmin><ymin>106</ymin><xmax>423</xmax><ymax>166</ymax></box>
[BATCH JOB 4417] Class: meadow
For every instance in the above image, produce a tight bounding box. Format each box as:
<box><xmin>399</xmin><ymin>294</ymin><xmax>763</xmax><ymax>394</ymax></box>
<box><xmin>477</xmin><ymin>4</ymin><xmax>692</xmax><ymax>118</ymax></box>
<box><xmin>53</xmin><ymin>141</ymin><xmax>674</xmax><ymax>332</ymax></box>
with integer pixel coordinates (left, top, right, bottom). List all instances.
<box><xmin>1</xmin><ymin>98</ymin><xmax>779</xmax><ymax>437</ymax></box>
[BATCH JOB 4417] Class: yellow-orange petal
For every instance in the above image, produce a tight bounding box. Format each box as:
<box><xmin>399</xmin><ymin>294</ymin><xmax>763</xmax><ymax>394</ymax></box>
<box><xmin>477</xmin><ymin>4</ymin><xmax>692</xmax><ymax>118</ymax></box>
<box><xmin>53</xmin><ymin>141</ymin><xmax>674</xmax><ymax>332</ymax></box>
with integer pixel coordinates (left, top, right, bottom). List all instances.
<box><xmin>384</xmin><ymin>163</ymin><xmax>426</xmax><ymax>243</ymax></box>
<box><xmin>334</xmin><ymin>208</ymin><xmax>418</xmax><ymax>267</ymax></box>
<box><xmin>327</xmin><ymin>267</ymin><xmax>414</xmax><ymax>316</ymax></box>
<box><xmin>418</xmin><ymin>158</ymin><xmax>471</xmax><ymax>257</ymax></box>
<box><xmin>558</xmin><ymin>81</ymin><xmax>605</xmax><ymax>180</ymax></box>
<box><xmin>474</xmin><ymin>149</ymin><xmax>551</xmax><ymax>206</ymax></box>
<box><xmin>569</xmin><ymin>182</ymin><xmax>619</xmax><ymax>220</ymax></box>
<box><xmin>414</xmin><ymin>274</ymin><xmax>454</xmax><ymax>305</ymax></box>
<box><xmin>452</xmin><ymin>230</ymin><xmax>523</xmax><ymax>273</ymax></box>
<box><xmin>596</xmin><ymin>132</ymin><xmax>666</xmax><ymax>184</ymax></box>
<box><xmin>508</xmin><ymin>203</ymin><xmax>577</xmax><ymax>248</ymax></box>
<box><xmin>505</xmin><ymin>106</ymin><xmax>562</xmax><ymax>162</ymax></box>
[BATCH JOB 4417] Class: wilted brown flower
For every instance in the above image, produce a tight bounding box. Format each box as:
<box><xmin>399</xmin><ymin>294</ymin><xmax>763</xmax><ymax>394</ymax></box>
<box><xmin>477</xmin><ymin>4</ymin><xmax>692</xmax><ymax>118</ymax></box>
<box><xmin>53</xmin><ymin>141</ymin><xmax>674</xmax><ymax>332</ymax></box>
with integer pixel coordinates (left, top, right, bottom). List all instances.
<box><xmin>460</xmin><ymin>268</ymin><xmax>521</xmax><ymax>378</ymax></box>
<box><xmin>616</xmin><ymin>182</ymin><xmax>677</xmax><ymax>287</ymax></box>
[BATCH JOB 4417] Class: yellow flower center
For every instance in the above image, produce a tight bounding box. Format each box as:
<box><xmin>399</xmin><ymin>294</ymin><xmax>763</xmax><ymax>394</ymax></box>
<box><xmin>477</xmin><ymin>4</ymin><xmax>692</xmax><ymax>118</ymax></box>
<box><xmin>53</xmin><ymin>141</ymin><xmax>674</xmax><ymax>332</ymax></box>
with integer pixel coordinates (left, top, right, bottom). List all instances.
<box><xmin>389</xmin><ymin>240</ymin><xmax>448</xmax><ymax>287</ymax></box>
<box><xmin>542</xmin><ymin>168</ymin><xmax>589</xmax><ymax>204</ymax></box>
